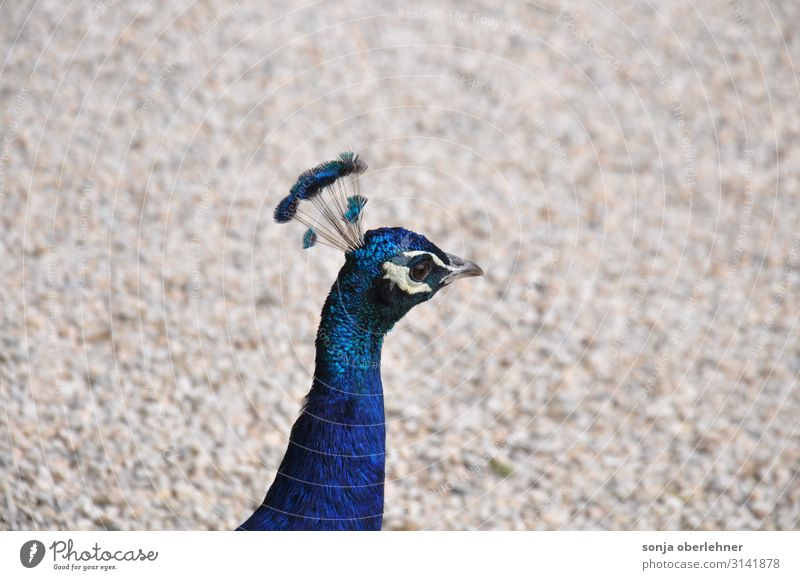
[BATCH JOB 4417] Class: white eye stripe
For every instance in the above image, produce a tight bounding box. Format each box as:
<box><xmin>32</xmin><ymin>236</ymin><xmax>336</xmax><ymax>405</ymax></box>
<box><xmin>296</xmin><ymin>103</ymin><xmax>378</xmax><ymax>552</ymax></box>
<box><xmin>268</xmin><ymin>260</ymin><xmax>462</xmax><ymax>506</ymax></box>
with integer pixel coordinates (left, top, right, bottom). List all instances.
<box><xmin>382</xmin><ymin>262</ymin><xmax>432</xmax><ymax>294</ymax></box>
<box><xmin>381</xmin><ymin>251</ymin><xmax>444</xmax><ymax>295</ymax></box>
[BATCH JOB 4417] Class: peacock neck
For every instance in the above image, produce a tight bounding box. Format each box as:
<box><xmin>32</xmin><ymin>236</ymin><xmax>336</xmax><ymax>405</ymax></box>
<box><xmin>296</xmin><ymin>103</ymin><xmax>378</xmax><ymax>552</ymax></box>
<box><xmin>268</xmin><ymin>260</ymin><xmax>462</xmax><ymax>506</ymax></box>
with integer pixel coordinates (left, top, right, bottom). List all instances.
<box><xmin>312</xmin><ymin>277</ymin><xmax>386</xmax><ymax>392</ymax></box>
<box><xmin>239</xmin><ymin>275</ymin><xmax>388</xmax><ymax>530</ymax></box>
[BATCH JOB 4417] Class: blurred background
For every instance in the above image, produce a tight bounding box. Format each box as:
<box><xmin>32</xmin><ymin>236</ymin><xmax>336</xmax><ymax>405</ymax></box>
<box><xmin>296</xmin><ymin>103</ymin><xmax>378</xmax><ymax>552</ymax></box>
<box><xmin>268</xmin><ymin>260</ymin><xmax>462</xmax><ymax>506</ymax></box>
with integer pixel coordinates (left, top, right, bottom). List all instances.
<box><xmin>1</xmin><ymin>0</ymin><xmax>799</xmax><ymax>530</ymax></box>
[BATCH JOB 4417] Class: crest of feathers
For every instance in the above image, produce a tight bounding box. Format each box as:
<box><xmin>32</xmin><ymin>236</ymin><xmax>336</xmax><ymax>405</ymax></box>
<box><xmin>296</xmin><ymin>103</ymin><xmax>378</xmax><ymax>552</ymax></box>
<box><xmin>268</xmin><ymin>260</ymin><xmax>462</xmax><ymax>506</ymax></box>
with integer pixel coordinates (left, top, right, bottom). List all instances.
<box><xmin>274</xmin><ymin>152</ymin><xmax>368</xmax><ymax>252</ymax></box>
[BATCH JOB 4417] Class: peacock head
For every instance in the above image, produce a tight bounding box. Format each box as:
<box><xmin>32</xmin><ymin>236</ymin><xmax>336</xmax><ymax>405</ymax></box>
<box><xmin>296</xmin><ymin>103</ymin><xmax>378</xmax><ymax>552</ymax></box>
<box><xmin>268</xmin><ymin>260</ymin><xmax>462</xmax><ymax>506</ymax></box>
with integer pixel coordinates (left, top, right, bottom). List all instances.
<box><xmin>274</xmin><ymin>153</ymin><xmax>483</xmax><ymax>330</ymax></box>
<box><xmin>347</xmin><ymin>226</ymin><xmax>483</xmax><ymax>328</ymax></box>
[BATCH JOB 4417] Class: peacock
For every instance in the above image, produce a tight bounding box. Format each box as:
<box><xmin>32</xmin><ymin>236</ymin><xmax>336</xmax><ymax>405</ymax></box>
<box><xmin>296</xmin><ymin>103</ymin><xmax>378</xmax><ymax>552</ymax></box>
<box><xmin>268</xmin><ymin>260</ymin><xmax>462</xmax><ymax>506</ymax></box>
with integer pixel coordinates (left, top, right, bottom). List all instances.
<box><xmin>238</xmin><ymin>153</ymin><xmax>483</xmax><ymax>531</ymax></box>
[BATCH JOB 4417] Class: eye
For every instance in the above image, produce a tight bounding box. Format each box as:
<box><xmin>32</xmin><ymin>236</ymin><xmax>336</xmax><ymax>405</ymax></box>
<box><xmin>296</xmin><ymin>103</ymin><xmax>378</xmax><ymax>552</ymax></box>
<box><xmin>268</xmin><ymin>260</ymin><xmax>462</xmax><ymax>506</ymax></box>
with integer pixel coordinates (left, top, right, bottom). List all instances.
<box><xmin>410</xmin><ymin>258</ymin><xmax>432</xmax><ymax>282</ymax></box>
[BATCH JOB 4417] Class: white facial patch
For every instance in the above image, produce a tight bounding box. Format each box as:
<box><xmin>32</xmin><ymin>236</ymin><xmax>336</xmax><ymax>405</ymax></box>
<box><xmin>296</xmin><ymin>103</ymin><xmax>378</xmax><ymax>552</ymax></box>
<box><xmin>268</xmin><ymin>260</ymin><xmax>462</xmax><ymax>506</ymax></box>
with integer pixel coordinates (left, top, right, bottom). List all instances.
<box><xmin>382</xmin><ymin>262</ymin><xmax>432</xmax><ymax>294</ymax></box>
<box><xmin>381</xmin><ymin>251</ymin><xmax>449</xmax><ymax>295</ymax></box>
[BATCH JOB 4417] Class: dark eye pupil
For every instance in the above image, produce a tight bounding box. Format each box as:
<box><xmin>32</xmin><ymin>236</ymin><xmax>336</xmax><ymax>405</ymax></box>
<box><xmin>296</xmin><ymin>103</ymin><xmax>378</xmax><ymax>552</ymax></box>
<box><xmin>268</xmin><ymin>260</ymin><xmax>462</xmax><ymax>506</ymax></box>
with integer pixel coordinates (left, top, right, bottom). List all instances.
<box><xmin>411</xmin><ymin>261</ymin><xmax>430</xmax><ymax>282</ymax></box>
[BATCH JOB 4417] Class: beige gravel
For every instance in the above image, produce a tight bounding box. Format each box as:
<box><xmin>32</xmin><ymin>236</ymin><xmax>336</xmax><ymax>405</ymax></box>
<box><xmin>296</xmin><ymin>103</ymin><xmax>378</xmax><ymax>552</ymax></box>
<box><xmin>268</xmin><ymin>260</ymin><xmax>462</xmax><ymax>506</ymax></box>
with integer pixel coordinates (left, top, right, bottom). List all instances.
<box><xmin>1</xmin><ymin>0</ymin><xmax>799</xmax><ymax>530</ymax></box>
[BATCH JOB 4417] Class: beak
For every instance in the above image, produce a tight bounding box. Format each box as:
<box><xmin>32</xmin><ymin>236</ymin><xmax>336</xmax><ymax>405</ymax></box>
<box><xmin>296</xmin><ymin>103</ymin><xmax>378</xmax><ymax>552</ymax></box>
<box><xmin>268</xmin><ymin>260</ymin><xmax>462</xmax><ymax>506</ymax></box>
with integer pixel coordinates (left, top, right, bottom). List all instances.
<box><xmin>442</xmin><ymin>253</ymin><xmax>484</xmax><ymax>285</ymax></box>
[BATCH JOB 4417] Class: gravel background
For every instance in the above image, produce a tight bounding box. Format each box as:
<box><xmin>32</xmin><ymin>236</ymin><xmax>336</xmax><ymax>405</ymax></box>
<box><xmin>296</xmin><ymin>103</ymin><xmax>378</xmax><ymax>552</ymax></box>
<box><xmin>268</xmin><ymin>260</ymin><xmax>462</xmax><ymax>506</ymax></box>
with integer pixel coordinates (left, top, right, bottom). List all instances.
<box><xmin>1</xmin><ymin>0</ymin><xmax>799</xmax><ymax>530</ymax></box>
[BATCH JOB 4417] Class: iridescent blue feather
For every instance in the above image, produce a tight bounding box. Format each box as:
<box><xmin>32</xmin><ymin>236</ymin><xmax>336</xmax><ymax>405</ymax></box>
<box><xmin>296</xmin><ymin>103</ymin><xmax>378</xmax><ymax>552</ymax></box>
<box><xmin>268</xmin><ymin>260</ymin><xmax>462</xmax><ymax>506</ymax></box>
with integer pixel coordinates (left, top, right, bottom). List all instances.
<box><xmin>273</xmin><ymin>194</ymin><xmax>299</xmax><ymax>224</ymax></box>
<box><xmin>302</xmin><ymin>227</ymin><xmax>317</xmax><ymax>249</ymax></box>
<box><xmin>343</xmin><ymin>195</ymin><xmax>367</xmax><ymax>224</ymax></box>
<box><xmin>288</xmin><ymin>152</ymin><xmax>367</xmax><ymax>200</ymax></box>
<box><xmin>272</xmin><ymin>152</ymin><xmax>369</xmax><ymax>251</ymax></box>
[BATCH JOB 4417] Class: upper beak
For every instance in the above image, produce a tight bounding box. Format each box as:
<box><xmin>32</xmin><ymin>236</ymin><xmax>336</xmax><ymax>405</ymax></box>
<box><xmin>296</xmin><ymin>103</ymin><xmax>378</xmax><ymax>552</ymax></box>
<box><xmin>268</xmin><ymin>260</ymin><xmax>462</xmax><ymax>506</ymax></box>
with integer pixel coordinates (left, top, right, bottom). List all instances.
<box><xmin>442</xmin><ymin>253</ymin><xmax>485</xmax><ymax>285</ymax></box>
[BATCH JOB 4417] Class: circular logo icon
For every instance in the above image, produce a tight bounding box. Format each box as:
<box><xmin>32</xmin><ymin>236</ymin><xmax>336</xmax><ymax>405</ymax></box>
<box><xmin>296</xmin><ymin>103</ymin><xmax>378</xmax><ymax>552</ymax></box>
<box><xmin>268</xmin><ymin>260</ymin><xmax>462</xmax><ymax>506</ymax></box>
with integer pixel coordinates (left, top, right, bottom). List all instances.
<box><xmin>20</xmin><ymin>540</ymin><xmax>46</xmax><ymax>568</ymax></box>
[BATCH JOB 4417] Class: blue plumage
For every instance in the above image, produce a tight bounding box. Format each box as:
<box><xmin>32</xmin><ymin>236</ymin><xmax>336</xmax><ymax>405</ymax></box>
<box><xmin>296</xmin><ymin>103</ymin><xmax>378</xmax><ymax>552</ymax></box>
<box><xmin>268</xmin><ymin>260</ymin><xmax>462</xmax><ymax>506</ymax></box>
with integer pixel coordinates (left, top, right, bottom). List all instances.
<box><xmin>273</xmin><ymin>152</ymin><xmax>368</xmax><ymax>250</ymax></box>
<box><xmin>343</xmin><ymin>194</ymin><xmax>367</xmax><ymax>224</ymax></box>
<box><xmin>290</xmin><ymin>168</ymin><xmax>339</xmax><ymax>199</ymax></box>
<box><xmin>287</xmin><ymin>152</ymin><xmax>366</xmax><ymax>200</ymax></box>
<box><xmin>240</xmin><ymin>158</ymin><xmax>483</xmax><ymax>531</ymax></box>
<box><xmin>302</xmin><ymin>227</ymin><xmax>317</xmax><ymax>249</ymax></box>
<box><xmin>273</xmin><ymin>194</ymin><xmax>300</xmax><ymax>223</ymax></box>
